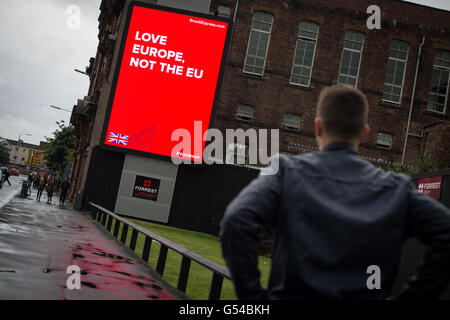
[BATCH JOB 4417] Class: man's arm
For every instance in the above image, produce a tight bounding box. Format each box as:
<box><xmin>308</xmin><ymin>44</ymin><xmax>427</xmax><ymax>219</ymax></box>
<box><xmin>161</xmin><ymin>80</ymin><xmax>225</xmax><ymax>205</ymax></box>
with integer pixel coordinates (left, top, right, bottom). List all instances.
<box><xmin>220</xmin><ymin>157</ymin><xmax>284</xmax><ymax>300</ymax></box>
<box><xmin>397</xmin><ymin>187</ymin><xmax>450</xmax><ymax>299</ymax></box>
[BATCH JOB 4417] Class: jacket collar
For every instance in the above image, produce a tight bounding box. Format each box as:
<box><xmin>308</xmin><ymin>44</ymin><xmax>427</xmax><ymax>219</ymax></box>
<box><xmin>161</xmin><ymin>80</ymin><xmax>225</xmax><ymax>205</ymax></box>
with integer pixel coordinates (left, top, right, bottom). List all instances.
<box><xmin>322</xmin><ymin>143</ymin><xmax>358</xmax><ymax>154</ymax></box>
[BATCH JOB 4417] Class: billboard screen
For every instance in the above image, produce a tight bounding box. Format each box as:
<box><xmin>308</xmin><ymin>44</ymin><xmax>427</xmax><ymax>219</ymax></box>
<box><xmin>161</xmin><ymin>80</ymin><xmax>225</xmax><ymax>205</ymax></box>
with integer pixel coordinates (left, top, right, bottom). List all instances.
<box><xmin>101</xmin><ymin>2</ymin><xmax>232</xmax><ymax>163</ymax></box>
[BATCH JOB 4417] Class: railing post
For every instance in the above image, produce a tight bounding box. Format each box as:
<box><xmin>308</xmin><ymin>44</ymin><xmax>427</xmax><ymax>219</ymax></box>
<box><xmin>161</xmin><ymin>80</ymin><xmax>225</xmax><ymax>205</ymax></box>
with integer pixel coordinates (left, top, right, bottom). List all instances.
<box><xmin>156</xmin><ymin>244</ymin><xmax>168</xmax><ymax>276</ymax></box>
<box><xmin>101</xmin><ymin>212</ymin><xmax>107</xmax><ymax>226</ymax></box>
<box><xmin>177</xmin><ymin>256</ymin><xmax>191</xmax><ymax>293</ymax></box>
<box><xmin>106</xmin><ymin>215</ymin><xmax>113</xmax><ymax>231</ymax></box>
<box><xmin>130</xmin><ymin>229</ymin><xmax>138</xmax><ymax>251</ymax></box>
<box><xmin>96</xmin><ymin>211</ymin><xmax>102</xmax><ymax>222</ymax></box>
<box><xmin>208</xmin><ymin>272</ymin><xmax>224</xmax><ymax>300</ymax></box>
<box><xmin>120</xmin><ymin>224</ymin><xmax>129</xmax><ymax>244</ymax></box>
<box><xmin>142</xmin><ymin>236</ymin><xmax>152</xmax><ymax>262</ymax></box>
<box><xmin>113</xmin><ymin>219</ymin><xmax>120</xmax><ymax>238</ymax></box>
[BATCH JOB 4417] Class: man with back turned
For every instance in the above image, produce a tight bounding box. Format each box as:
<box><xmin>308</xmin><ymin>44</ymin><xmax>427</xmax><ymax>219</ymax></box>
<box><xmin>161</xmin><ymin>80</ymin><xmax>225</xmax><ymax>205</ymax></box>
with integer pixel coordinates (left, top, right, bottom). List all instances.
<box><xmin>220</xmin><ymin>85</ymin><xmax>450</xmax><ymax>300</ymax></box>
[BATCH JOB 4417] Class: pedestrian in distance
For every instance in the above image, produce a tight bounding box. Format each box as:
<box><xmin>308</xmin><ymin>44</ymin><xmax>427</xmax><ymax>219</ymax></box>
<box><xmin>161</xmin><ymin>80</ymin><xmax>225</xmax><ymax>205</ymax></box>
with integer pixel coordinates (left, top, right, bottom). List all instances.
<box><xmin>2</xmin><ymin>168</ymin><xmax>11</xmax><ymax>186</ymax></box>
<box><xmin>46</xmin><ymin>176</ymin><xmax>56</xmax><ymax>204</ymax></box>
<box><xmin>36</xmin><ymin>175</ymin><xmax>46</xmax><ymax>201</ymax></box>
<box><xmin>59</xmin><ymin>178</ymin><xmax>70</xmax><ymax>205</ymax></box>
<box><xmin>220</xmin><ymin>85</ymin><xmax>450</xmax><ymax>300</ymax></box>
<box><xmin>33</xmin><ymin>174</ymin><xmax>40</xmax><ymax>189</ymax></box>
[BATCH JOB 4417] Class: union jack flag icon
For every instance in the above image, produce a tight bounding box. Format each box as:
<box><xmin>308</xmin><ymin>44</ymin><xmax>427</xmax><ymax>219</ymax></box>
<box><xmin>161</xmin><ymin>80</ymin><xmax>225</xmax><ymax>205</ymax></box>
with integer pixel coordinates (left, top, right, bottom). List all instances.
<box><xmin>119</xmin><ymin>134</ymin><xmax>129</xmax><ymax>140</ymax></box>
<box><xmin>109</xmin><ymin>132</ymin><xmax>119</xmax><ymax>138</ymax></box>
<box><xmin>108</xmin><ymin>137</ymin><xmax>118</xmax><ymax>143</ymax></box>
<box><xmin>118</xmin><ymin>140</ymin><xmax>128</xmax><ymax>146</ymax></box>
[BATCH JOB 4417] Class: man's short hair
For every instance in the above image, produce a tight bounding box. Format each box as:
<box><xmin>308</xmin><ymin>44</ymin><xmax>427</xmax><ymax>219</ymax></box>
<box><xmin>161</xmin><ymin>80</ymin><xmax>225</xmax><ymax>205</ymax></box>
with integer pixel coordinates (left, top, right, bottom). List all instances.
<box><xmin>316</xmin><ymin>85</ymin><xmax>369</xmax><ymax>140</ymax></box>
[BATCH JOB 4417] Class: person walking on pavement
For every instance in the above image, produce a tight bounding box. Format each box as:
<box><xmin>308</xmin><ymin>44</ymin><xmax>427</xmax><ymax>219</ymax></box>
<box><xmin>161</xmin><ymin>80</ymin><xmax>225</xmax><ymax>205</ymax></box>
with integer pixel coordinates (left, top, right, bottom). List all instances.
<box><xmin>46</xmin><ymin>176</ymin><xmax>56</xmax><ymax>204</ymax></box>
<box><xmin>36</xmin><ymin>175</ymin><xmax>46</xmax><ymax>201</ymax></box>
<box><xmin>220</xmin><ymin>85</ymin><xmax>450</xmax><ymax>300</ymax></box>
<box><xmin>59</xmin><ymin>178</ymin><xmax>70</xmax><ymax>205</ymax></box>
<box><xmin>2</xmin><ymin>168</ymin><xmax>11</xmax><ymax>186</ymax></box>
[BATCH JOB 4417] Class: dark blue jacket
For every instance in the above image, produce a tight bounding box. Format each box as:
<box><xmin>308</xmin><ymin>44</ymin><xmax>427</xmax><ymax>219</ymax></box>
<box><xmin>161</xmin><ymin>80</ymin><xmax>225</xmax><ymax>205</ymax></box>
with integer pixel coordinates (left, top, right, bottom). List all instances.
<box><xmin>220</xmin><ymin>143</ymin><xmax>450</xmax><ymax>300</ymax></box>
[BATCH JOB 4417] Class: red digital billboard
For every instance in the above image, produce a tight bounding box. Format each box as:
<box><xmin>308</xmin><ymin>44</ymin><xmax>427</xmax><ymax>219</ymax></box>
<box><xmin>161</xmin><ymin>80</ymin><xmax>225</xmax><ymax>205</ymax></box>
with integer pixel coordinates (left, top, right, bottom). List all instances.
<box><xmin>102</xmin><ymin>2</ymin><xmax>232</xmax><ymax>163</ymax></box>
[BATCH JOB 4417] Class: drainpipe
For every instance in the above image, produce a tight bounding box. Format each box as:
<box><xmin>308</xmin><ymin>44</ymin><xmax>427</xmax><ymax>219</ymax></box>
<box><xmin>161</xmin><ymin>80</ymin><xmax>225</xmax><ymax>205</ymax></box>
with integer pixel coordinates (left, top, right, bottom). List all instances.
<box><xmin>401</xmin><ymin>35</ymin><xmax>425</xmax><ymax>165</ymax></box>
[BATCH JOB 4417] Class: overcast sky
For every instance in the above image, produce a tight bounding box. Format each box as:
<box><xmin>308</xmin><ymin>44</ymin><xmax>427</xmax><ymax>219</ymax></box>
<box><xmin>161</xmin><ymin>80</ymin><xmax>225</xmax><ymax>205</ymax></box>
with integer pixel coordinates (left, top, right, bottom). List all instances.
<box><xmin>0</xmin><ymin>0</ymin><xmax>449</xmax><ymax>146</ymax></box>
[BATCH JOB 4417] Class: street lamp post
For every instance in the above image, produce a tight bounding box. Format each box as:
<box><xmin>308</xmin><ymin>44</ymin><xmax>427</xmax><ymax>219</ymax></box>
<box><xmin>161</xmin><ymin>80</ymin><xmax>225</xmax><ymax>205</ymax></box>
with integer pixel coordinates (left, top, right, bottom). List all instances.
<box><xmin>18</xmin><ymin>133</ymin><xmax>32</xmax><ymax>142</ymax></box>
<box><xmin>50</xmin><ymin>105</ymin><xmax>72</xmax><ymax>113</ymax></box>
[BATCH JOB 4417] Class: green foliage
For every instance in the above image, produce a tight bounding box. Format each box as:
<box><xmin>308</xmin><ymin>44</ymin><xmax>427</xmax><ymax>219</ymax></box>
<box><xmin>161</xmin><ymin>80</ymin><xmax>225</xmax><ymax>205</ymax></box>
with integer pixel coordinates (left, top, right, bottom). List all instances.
<box><xmin>410</xmin><ymin>153</ymin><xmax>436</xmax><ymax>174</ymax></box>
<box><xmin>43</xmin><ymin>121</ymin><xmax>76</xmax><ymax>176</ymax></box>
<box><xmin>0</xmin><ymin>142</ymin><xmax>9</xmax><ymax>165</ymax></box>
<box><xmin>389</xmin><ymin>161</ymin><xmax>405</xmax><ymax>173</ymax></box>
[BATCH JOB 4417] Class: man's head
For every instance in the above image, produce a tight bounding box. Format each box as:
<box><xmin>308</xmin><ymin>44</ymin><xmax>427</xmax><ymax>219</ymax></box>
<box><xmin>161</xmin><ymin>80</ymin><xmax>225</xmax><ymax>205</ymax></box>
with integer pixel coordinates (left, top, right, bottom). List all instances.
<box><xmin>315</xmin><ymin>85</ymin><xmax>370</xmax><ymax>150</ymax></box>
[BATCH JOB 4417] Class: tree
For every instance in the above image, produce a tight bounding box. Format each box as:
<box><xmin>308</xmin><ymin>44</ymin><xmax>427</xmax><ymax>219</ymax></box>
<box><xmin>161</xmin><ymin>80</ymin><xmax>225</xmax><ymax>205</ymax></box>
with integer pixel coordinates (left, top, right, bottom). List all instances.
<box><xmin>0</xmin><ymin>142</ymin><xmax>9</xmax><ymax>165</ymax></box>
<box><xmin>44</xmin><ymin>121</ymin><xmax>76</xmax><ymax>176</ymax></box>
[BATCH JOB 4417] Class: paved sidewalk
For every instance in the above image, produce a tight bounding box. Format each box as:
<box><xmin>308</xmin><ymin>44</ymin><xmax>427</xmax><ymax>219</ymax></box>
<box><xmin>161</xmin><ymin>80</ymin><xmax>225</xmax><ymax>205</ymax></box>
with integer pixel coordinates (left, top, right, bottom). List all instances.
<box><xmin>0</xmin><ymin>188</ymin><xmax>180</xmax><ymax>300</ymax></box>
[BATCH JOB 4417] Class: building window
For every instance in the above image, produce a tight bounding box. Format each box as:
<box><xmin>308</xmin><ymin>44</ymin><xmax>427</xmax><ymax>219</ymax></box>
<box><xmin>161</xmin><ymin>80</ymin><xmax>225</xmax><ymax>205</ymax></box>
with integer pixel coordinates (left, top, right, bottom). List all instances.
<box><xmin>236</xmin><ymin>105</ymin><xmax>255</xmax><ymax>121</ymax></box>
<box><xmin>15</xmin><ymin>147</ymin><xmax>18</xmax><ymax>151</ymax></box>
<box><xmin>376</xmin><ymin>133</ymin><xmax>393</xmax><ymax>149</ymax></box>
<box><xmin>283</xmin><ymin>113</ymin><xmax>301</xmax><ymax>131</ymax></box>
<box><xmin>243</xmin><ymin>11</ymin><xmax>273</xmax><ymax>76</ymax></box>
<box><xmin>338</xmin><ymin>31</ymin><xmax>365</xmax><ymax>87</ymax></box>
<box><xmin>290</xmin><ymin>21</ymin><xmax>319</xmax><ymax>87</ymax></box>
<box><xmin>427</xmin><ymin>50</ymin><xmax>450</xmax><ymax>113</ymax></box>
<box><xmin>226</xmin><ymin>143</ymin><xmax>249</xmax><ymax>165</ymax></box>
<box><xmin>217</xmin><ymin>5</ymin><xmax>230</xmax><ymax>17</ymax></box>
<box><xmin>14</xmin><ymin>156</ymin><xmax>17</xmax><ymax>160</ymax></box>
<box><xmin>382</xmin><ymin>40</ymin><xmax>409</xmax><ymax>104</ymax></box>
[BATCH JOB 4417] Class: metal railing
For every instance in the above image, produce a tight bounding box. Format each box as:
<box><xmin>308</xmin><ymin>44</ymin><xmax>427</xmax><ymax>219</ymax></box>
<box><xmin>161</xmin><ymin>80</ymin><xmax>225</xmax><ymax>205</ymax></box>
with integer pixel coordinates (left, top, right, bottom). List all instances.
<box><xmin>88</xmin><ymin>202</ymin><xmax>232</xmax><ymax>299</ymax></box>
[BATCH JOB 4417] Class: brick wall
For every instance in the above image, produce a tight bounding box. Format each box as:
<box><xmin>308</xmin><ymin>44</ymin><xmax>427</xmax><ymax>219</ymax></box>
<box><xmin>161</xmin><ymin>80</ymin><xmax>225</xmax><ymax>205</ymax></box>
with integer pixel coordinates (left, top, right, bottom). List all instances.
<box><xmin>212</xmin><ymin>0</ymin><xmax>450</xmax><ymax>169</ymax></box>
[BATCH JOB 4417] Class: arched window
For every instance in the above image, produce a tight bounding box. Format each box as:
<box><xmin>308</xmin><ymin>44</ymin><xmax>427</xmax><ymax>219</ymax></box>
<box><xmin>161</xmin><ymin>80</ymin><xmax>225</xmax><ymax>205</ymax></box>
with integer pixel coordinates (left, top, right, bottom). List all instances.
<box><xmin>290</xmin><ymin>21</ymin><xmax>319</xmax><ymax>87</ymax></box>
<box><xmin>338</xmin><ymin>31</ymin><xmax>365</xmax><ymax>87</ymax></box>
<box><xmin>427</xmin><ymin>50</ymin><xmax>450</xmax><ymax>113</ymax></box>
<box><xmin>382</xmin><ymin>40</ymin><xmax>409</xmax><ymax>104</ymax></box>
<box><xmin>243</xmin><ymin>11</ymin><xmax>274</xmax><ymax>76</ymax></box>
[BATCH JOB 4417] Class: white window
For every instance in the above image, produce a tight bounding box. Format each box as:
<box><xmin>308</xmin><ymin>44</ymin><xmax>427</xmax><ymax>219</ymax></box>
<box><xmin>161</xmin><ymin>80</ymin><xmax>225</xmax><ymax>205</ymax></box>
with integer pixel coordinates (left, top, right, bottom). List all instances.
<box><xmin>290</xmin><ymin>21</ymin><xmax>319</xmax><ymax>87</ymax></box>
<box><xmin>376</xmin><ymin>133</ymin><xmax>393</xmax><ymax>149</ymax></box>
<box><xmin>382</xmin><ymin>40</ymin><xmax>409</xmax><ymax>104</ymax></box>
<box><xmin>243</xmin><ymin>11</ymin><xmax>273</xmax><ymax>76</ymax></box>
<box><xmin>427</xmin><ymin>50</ymin><xmax>450</xmax><ymax>113</ymax></box>
<box><xmin>338</xmin><ymin>31</ymin><xmax>365</xmax><ymax>87</ymax></box>
<box><xmin>236</xmin><ymin>105</ymin><xmax>255</xmax><ymax>121</ymax></box>
<box><xmin>226</xmin><ymin>143</ymin><xmax>248</xmax><ymax>165</ymax></box>
<box><xmin>284</xmin><ymin>113</ymin><xmax>301</xmax><ymax>131</ymax></box>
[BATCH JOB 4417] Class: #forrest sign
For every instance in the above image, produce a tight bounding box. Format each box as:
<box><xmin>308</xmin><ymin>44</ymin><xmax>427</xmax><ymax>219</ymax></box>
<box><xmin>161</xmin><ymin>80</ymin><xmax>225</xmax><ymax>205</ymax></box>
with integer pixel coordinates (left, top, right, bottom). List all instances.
<box><xmin>417</xmin><ymin>176</ymin><xmax>443</xmax><ymax>200</ymax></box>
<box><xmin>102</xmin><ymin>2</ymin><xmax>232</xmax><ymax>163</ymax></box>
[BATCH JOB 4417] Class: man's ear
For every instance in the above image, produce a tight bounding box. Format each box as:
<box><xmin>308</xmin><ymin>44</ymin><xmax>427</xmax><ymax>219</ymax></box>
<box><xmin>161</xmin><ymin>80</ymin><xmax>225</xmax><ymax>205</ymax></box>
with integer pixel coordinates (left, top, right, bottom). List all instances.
<box><xmin>360</xmin><ymin>124</ymin><xmax>370</xmax><ymax>142</ymax></box>
<box><xmin>315</xmin><ymin>117</ymin><xmax>323</xmax><ymax>137</ymax></box>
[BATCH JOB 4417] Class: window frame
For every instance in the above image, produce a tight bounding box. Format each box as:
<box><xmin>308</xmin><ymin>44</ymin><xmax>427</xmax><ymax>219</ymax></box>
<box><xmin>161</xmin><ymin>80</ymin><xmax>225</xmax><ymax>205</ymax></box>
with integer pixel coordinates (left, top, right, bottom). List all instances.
<box><xmin>427</xmin><ymin>50</ymin><xmax>450</xmax><ymax>114</ymax></box>
<box><xmin>236</xmin><ymin>104</ymin><xmax>255</xmax><ymax>122</ymax></box>
<box><xmin>243</xmin><ymin>11</ymin><xmax>274</xmax><ymax>77</ymax></box>
<box><xmin>290</xmin><ymin>21</ymin><xmax>319</xmax><ymax>87</ymax></box>
<box><xmin>283</xmin><ymin>113</ymin><xmax>301</xmax><ymax>131</ymax></box>
<box><xmin>382</xmin><ymin>40</ymin><xmax>409</xmax><ymax>105</ymax></box>
<box><xmin>376</xmin><ymin>132</ymin><xmax>393</xmax><ymax>149</ymax></box>
<box><xmin>337</xmin><ymin>30</ymin><xmax>365</xmax><ymax>87</ymax></box>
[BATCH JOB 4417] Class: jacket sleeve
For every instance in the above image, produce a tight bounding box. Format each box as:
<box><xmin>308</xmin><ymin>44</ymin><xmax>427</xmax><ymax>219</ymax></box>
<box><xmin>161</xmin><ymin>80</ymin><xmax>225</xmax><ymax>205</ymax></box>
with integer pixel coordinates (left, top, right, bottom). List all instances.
<box><xmin>220</xmin><ymin>155</ymin><xmax>284</xmax><ymax>300</ymax></box>
<box><xmin>397</xmin><ymin>185</ymin><xmax>450</xmax><ymax>299</ymax></box>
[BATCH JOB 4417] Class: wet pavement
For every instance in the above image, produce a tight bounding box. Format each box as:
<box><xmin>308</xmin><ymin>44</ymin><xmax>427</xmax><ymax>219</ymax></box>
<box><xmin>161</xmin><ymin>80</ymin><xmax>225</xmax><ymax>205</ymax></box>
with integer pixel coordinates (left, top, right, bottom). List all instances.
<box><xmin>0</xmin><ymin>186</ymin><xmax>180</xmax><ymax>300</ymax></box>
<box><xmin>0</xmin><ymin>175</ymin><xmax>22</xmax><ymax>209</ymax></box>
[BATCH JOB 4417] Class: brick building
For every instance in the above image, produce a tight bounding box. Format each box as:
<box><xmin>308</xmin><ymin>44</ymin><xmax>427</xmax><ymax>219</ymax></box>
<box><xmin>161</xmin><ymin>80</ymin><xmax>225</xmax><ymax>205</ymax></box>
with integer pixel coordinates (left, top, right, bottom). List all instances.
<box><xmin>70</xmin><ymin>0</ymin><xmax>450</xmax><ymax>199</ymax></box>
